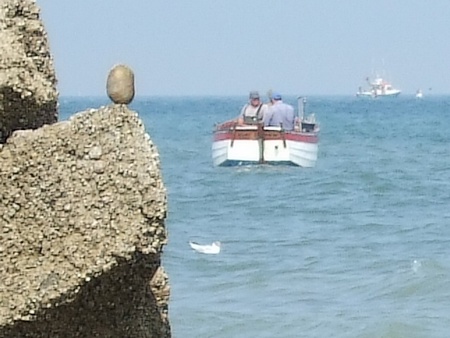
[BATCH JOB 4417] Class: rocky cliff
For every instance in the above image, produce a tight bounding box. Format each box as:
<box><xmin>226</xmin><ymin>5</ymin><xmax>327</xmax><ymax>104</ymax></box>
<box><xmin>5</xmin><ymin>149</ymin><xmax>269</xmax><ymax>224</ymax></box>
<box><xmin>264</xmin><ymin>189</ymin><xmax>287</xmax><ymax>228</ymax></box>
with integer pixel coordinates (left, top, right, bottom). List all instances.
<box><xmin>0</xmin><ymin>1</ymin><xmax>171</xmax><ymax>337</ymax></box>
<box><xmin>0</xmin><ymin>0</ymin><xmax>58</xmax><ymax>143</ymax></box>
<box><xmin>0</xmin><ymin>105</ymin><xmax>171</xmax><ymax>337</ymax></box>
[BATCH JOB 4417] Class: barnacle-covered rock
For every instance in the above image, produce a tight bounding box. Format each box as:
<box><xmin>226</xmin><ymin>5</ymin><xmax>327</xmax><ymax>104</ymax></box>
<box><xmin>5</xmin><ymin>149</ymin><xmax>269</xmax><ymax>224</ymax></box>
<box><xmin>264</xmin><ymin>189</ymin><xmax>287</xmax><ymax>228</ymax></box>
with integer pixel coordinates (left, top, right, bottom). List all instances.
<box><xmin>0</xmin><ymin>0</ymin><xmax>58</xmax><ymax>143</ymax></box>
<box><xmin>0</xmin><ymin>104</ymin><xmax>170</xmax><ymax>337</ymax></box>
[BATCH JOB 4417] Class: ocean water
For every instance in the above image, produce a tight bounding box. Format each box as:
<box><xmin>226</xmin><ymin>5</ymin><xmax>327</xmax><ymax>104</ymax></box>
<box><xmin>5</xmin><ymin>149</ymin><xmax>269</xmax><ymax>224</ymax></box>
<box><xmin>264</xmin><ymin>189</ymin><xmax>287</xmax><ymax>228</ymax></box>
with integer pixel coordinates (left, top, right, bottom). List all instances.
<box><xmin>60</xmin><ymin>95</ymin><xmax>450</xmax><ymax>338</ymax></box>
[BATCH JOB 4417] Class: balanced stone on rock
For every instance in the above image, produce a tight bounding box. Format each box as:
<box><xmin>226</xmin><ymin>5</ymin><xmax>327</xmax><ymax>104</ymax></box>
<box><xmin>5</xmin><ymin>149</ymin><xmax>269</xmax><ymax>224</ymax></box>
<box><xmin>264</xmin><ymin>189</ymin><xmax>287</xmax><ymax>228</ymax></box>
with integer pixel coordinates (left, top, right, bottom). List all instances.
<box><xmin>106</xmin><ymin>64</ymin><xmax>135</xmax><ymax>104</ymax></box>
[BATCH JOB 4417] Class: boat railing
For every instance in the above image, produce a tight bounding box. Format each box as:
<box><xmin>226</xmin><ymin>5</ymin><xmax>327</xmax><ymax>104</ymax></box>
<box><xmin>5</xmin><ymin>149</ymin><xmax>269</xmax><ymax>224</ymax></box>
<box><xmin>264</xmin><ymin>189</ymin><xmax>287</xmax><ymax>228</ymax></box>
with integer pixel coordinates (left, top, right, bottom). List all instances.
<box><xmin>215</xmin><ymin>119</ymin><xmax>264</xmax><ymax>132</ymax></box>
<box><xmin>263</xmin><ymin>126</ymin><xmax>283</xmax><ymax>131</ymax></box>
<box><xmin>235</xmin><ymin>125</ymin><xmax>259</xmax><ymax>130</ymax></box>
<box><xmin>214</xmin><ymin>120</ymin><xmax>236</xmax><ymax>131</ymax></box>
<box><xmin>215</xmin><ymin>118</ymin><xmax>318</xmax><ymax>134</ymax></box>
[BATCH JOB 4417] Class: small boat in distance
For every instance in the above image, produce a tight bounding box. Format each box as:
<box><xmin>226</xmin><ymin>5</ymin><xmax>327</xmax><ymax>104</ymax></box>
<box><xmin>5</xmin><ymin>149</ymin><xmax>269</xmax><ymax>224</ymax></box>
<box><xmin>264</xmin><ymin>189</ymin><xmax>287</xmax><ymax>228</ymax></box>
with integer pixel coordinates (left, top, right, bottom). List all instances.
<box><xmin>356</xmin><ymin>76</ymin><xmax>401</xmax><ymax>98</ymax></box>
<box><xmin>212</xmin><ymin>97</ymin><xmax>319</xmax><ymax>167</ymax></box>
<box><xmin>415</xmin><ymin>89</ymin><xmax>423</xmax><ymax>99</ymax></box>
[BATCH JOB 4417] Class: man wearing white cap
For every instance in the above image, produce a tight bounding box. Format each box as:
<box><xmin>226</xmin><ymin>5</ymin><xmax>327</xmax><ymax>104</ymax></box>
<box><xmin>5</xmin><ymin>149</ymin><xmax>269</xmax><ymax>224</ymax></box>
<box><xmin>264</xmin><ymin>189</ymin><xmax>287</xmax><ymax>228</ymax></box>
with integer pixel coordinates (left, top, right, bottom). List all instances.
<box><xmin>264</xmin><ymin>92</ymin><xmax>295</xmax><ymax>130</ymax></box>
<box><xmin>237</xmin><ymin>91</ymin><xmax>269</xmax><ymax>125</ymax></box>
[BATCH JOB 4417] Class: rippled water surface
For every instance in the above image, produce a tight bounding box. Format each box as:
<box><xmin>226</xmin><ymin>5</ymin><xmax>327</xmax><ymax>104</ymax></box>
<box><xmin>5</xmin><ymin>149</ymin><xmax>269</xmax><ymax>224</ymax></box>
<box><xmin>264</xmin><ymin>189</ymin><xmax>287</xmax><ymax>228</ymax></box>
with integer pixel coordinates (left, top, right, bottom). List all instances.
<box><xmin>61</xmin><ymin>95</ymin><xmax>450</xmax><ymax>338</ymax></box>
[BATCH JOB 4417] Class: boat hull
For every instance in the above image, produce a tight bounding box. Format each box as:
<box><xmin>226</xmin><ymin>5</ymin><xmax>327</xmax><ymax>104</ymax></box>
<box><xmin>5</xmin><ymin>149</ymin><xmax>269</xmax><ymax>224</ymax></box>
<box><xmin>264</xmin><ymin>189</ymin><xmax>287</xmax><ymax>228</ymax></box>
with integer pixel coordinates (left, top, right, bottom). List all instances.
<box><xmin>356</xmin><ymin>90</ymin><xmax>401</xmax><ymax>98</ymax></box>
<box><xmin>212</xmin><ymin>125</ymin><xmax>319</xmax><ymax>167</ymax></box>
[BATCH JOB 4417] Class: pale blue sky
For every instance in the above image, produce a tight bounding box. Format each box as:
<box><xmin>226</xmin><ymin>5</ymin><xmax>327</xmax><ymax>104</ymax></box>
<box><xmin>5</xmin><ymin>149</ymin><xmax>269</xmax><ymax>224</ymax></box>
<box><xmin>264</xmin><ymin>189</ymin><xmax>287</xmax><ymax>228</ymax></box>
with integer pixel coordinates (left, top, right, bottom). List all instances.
<box><xmin>38</xmin><ymin>0</ymin><xmax>450</xmax><ymax>96</ymax></box>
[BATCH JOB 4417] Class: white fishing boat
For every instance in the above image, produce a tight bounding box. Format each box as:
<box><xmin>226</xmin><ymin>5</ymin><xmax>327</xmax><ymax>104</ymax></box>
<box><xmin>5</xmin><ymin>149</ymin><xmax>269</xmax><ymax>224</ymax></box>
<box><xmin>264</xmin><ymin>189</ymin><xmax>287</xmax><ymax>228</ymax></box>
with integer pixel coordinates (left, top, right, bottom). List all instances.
<box><xmin>212</xmin><ymin>97</ymin><xmax>319</xmax><ymax>167</ymax></box>
<box><xmin>415</xmin><ymin>89</ymin><xmax>423</xmax><ymax>99</ymax></box>
<box><xmin>356</xmin><ymin>76</ymin><xmax>401</xmax><ymax>98</ymax></box>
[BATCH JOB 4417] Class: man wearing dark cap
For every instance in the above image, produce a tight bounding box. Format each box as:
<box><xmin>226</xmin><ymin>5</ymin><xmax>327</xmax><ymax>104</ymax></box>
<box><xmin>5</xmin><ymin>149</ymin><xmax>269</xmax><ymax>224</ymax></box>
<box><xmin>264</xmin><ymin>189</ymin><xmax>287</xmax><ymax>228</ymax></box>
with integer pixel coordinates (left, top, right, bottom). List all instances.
<box><xmin>264</xmin><ymin>92</ymin><xmax>295</xmax><ymax>130</ymax></box>
<box><xmin>237</xmin><ymin>91</ymin><xmax>269</xmax><ymax>125</ymax></box>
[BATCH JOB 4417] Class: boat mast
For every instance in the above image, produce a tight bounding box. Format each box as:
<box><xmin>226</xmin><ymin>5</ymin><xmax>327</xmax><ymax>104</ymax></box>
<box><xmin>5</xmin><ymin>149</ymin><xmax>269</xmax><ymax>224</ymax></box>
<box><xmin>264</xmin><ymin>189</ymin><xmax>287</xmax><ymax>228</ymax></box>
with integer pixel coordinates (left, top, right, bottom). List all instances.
<box><xmin>297</xmin><ymin>96</ymin><xmax>306</xmax><ymax>120</ymax></box>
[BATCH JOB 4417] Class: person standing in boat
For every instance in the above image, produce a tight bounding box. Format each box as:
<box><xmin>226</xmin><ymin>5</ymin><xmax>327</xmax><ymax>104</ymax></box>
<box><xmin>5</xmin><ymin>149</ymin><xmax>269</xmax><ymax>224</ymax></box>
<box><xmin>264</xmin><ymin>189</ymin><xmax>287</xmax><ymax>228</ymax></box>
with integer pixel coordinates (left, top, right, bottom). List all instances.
<box><xmin>237</xmin><ymin>91</ymin><xmax>269</xmax><ymax>125</ymax></box>
<box><xmin>264</xmin><ymin>92</ymin><xmax>295</xmax><ymax>130</ymax></box>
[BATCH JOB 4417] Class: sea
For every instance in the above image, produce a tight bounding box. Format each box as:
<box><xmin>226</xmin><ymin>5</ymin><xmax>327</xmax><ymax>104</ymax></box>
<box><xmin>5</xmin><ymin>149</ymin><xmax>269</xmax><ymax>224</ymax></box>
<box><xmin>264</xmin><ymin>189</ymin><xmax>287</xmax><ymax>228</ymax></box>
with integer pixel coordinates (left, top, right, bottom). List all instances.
<box><xmin>60</xmin><ymin>95</ymin><xmax>450</xmax><ymax>338</ymax></box>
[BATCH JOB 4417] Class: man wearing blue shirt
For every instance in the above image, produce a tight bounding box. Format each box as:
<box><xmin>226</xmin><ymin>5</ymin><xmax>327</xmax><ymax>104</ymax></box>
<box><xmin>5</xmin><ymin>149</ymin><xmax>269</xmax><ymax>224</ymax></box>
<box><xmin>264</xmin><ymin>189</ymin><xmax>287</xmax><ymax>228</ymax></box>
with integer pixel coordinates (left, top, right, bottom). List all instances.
<box><xmin>264</xmin><ymin>93</ymin><xmax>295</xmax><ymax>130</ymax></box>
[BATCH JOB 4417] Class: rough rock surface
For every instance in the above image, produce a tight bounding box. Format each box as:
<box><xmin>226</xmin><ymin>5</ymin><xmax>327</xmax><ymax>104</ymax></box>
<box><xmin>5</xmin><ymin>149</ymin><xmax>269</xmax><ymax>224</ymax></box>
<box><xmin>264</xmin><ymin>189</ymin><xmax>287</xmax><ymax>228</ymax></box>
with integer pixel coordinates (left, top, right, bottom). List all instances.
<box><xmin>0</xmin><ymin>0</ymin><xmax>58</xmax><ymax>143</ymax></box>
<box><xmin>0</xmin><ymin>104</ymin><xmax>171</xmax><ymax>337</ymax></box>
<box><xmin>1</xmin><ymin>1</ymin><xmax>171</xmax><ymax>336</ymax></box>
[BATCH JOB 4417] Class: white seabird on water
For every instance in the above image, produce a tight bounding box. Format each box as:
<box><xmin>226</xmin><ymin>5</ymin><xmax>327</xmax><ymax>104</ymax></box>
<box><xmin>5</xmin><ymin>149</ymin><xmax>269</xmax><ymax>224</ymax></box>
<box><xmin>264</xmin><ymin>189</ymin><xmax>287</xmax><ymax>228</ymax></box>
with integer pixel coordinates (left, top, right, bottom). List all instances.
<box><xmin>189</xmin><ymin>241</ymin><xmax>221</xmax><ymax>254</ymax></box>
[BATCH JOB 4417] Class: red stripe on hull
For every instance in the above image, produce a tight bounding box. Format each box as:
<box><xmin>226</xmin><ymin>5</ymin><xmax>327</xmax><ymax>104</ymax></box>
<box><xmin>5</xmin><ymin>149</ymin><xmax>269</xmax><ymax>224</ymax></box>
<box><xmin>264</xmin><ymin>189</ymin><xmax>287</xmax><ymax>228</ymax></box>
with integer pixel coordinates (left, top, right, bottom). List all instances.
<box><xmin>213</xmin><ymin>130</ymin><xmax>318</xmax><ymax>144</ymax></box>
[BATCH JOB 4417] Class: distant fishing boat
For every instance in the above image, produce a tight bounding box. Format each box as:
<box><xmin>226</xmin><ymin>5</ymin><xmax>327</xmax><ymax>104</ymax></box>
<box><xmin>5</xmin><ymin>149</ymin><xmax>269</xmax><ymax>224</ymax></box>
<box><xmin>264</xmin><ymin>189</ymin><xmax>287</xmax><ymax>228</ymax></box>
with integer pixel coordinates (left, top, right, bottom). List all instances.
<box><xmin>415</xmin><ymin>89</ymin><xmax>423</xmax><ymax>99</ymax></box>
<box><xmin>356</xmin><ymin>76</ymin><xmax>401</xmax><ymax>98</ymax></box>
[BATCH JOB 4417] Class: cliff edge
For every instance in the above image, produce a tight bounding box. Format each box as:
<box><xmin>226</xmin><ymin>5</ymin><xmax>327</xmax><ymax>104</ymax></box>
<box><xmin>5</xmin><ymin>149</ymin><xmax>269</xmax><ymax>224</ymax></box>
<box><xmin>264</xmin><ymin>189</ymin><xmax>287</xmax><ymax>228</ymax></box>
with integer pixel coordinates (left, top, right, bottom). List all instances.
<box><xmin>0</xmin><ymin>105</ymin><xmax>170</xmax><ymax>337</ymax></box>
<box><xmin>0</xmin><ymin>0</ymin><xmax>58</xmax><ymax>143</ymax></box>
<box><xmin>0</xmin><ymin>1</ymin><xmax>171</xmax><ymax>337</ymax></box>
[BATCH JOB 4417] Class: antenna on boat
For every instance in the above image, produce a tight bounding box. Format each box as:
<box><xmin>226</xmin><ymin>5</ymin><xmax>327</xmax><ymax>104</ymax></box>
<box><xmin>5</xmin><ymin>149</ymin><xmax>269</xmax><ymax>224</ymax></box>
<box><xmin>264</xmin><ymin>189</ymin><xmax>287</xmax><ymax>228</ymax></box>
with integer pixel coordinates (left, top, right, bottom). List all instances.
<box><xmin>297</xmin><ymin>96</ymin><xmax>306</xmax><ymax>120</ymax></box>
<box><xmin>266</xmin><ymin>89</ymin><xmax>273</xmax><ymax>100</ymax></box>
